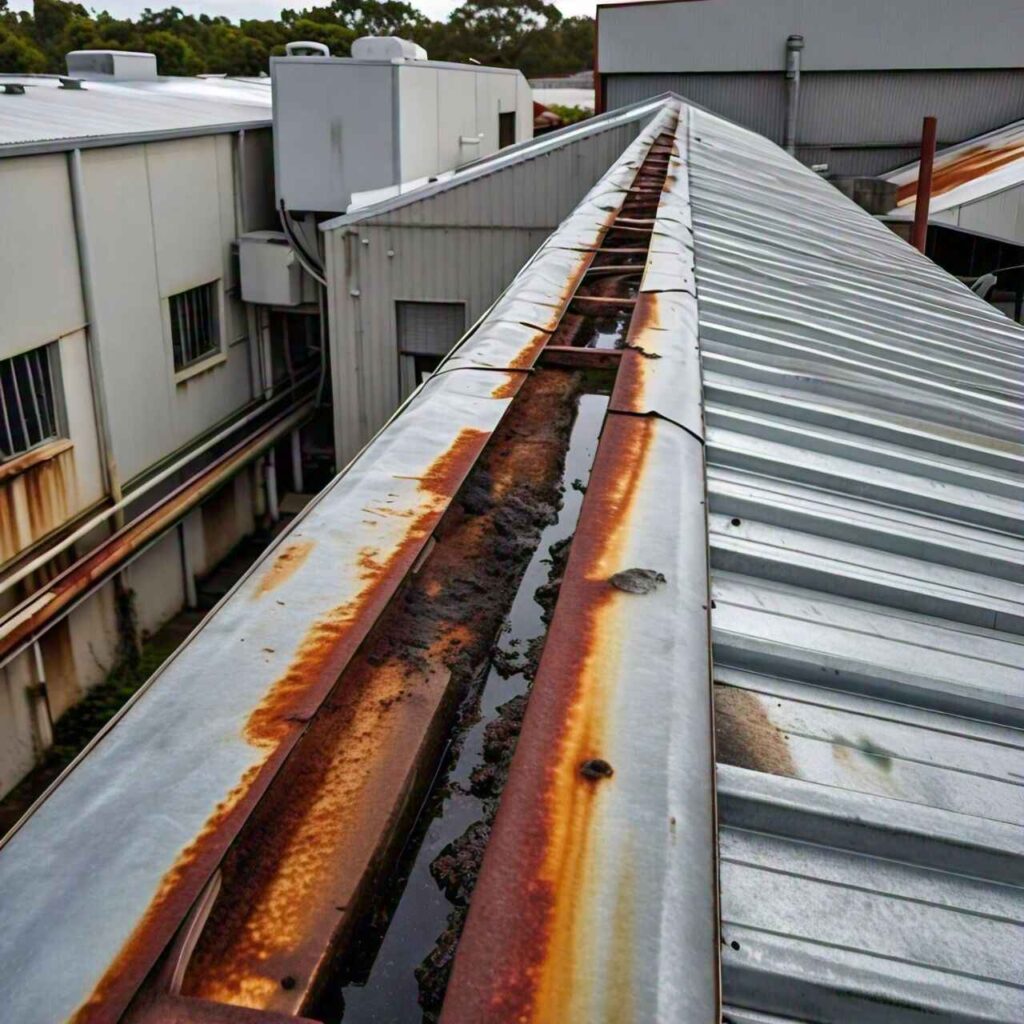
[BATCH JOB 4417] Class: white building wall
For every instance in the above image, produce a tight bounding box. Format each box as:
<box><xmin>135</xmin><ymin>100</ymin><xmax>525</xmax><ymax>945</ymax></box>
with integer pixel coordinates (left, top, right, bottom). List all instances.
<box><xmin>0</xmin><ymin>154</ymin><xmax>85</xmax><ymax>356</ymax></box>
<box><xmin>325</xmin><ymin>114</ymin><xmax>652</xmax><ymax>462</ymax></box>
<box><xmin>0</xmin><ymin>156</ymin><xmax>103</xmax><ymax>562</ymax></box>
<box><xmin>80</xmin><ymin>135</ymin><xmax>254</xmax><ymax>484</ymax></box>
<box><xmin>0</xmin><ymin>128</ymin><xmax>275</xmax><ymax>803</ymax></box>
<box><xmin>953</xmin><ymin>184</ymin><xmax>1024</xmax><ymax>246</ymax></box>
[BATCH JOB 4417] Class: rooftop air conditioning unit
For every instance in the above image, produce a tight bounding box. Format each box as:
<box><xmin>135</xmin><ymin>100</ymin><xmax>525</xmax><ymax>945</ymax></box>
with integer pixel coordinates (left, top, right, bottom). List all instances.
<box><xmin>350</xmin><ymin>36</ymin><xmax>428</xmax><ymax>62</ymax></box>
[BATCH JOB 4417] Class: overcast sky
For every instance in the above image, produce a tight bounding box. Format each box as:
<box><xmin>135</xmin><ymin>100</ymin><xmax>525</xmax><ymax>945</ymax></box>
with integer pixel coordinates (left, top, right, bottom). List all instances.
<box><xmin>8</xmin><ymin>0</ymin><xmax>605</xmax><ymax>22</ymax></box>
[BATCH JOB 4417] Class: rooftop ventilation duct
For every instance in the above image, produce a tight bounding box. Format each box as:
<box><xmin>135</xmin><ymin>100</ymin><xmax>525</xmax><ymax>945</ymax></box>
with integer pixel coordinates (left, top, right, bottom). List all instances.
<box><xmin>350</xmin><ymin>36</ymin><xmax>428</xmax><ymax>62</ymax></box>
<box><xmin>284</xmin><ymin>41</ymin><xmax>331</xmax><ymax>57</ymax></box>
<box><xmin>65</xmin><ymin>50</ymin><xmax>158</xmax><ymax>80</ymax></box>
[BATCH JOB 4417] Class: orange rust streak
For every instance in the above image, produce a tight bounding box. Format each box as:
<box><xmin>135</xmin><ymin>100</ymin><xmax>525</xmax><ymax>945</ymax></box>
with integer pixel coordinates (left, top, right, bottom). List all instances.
<box><xmin>490</xmin><ymin>374</ymin><xmax>525</xmax><ymax>400</ymax></box>
<box><xmin>444</xmin><ymin>417</ymin><xmax>656</xmax><ymax>1024</ymax></box>
<box><xmin>897</xmin><ymin>141</ymin><xmax>1024</xmax><ymax>203</ymax></box>
<box><xmin>181</xmin><ymin>375</ymin><xmax>580</xmax><ymax>1015</ymax></box>
<box><xmin>525</xmin><ymin>419</ymin><xmax>653</xmax><ymax>1022</ymax></box>
<box><xmin>72</xmin><ymin>426</ymin><xmax>491</xmax><ymax>1024</ymax></box>
<box><xmin>187</xmin><ymin>628</ymin><xmax>472</xmax><ymax>1010</ymax></box>
<box><xmin>252</xmin><ymin>540</ymin><xmax>315</xmax><ymax>598</ymax></box>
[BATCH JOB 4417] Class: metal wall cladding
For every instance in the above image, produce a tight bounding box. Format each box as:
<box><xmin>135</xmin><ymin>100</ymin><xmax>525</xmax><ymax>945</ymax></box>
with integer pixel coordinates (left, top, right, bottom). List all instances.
<box><xmin>596</xmin><ymin>0</ymin><xmax>1024</xmax><ymax>75</ymax></box>
<box><xmin>324</xmin><ymin>111</ymin><xmax>660</xmax><ymax>463</ymax></box>
<box><xmin>686</xmin><ymin>108</ymin><xmax>1024</xmax><ymax>1022</ymax></box>
<box><xmin>606</xmin><ymin>69</ymin><xmax>1024</xmax><ymax>177</ymax></box>
<box><xmin>955</xmin><ymin>184</ymin><xmax>1024</xmax><ymax>245</ymax></box>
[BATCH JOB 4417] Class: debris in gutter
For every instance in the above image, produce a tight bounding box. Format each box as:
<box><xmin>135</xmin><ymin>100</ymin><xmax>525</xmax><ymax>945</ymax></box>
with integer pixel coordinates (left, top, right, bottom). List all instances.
<box><xmin>609</xmin><ymin>567</ymin><xmax>667</xmax><ymax>594</ymax></box>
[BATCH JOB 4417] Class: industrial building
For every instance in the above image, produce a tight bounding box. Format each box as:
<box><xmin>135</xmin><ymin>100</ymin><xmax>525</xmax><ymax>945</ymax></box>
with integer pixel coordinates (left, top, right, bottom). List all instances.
<box><xmin>595</xmin><ymin>0</ymin><xmax>1024</xmax><ymax>176</ymax></box>
<box><xmin>0</xmin><ymin>43</ymin><xmax>531</xmax><ymax>803</ymax></box>
<box><xmin>0</xmin><ymin>56</ymin><xmax>283</xmax><ymax>800</ymax></box>
<box><xmin>881</xmin><ymin>118</ymin><xmax>1024</xmax><ymax>323</ymax></box>
<box><xmin>886</xmin><ymin>117</ymin><xmax>1024</xmax><ymax>245</ymax></box>
<box><xmin>0</xmin><ymin>91</ymin><xmax>1019</xmax><ymax>1024</ymax></box>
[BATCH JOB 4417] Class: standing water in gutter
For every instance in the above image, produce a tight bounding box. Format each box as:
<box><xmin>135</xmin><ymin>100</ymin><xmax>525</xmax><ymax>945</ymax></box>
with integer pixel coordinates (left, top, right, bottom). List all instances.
<box><xmin>329</xmin><ymin>389</ymin><xmax>611</xmax><ymax>1023</ymax></box>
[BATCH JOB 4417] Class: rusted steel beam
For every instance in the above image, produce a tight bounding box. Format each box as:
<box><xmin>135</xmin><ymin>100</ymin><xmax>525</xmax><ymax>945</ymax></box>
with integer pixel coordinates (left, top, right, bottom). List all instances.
<box><xmin>582</xmin><ymin>265</ymin><xmax>644</xmax><ymax>278</ymax></box>
<box><xmin>569</xmin><ymin>295</ymin><xmax>637</xmax><ymax>308</ymax></box>
<box><xmin>912</xmin><ymin>116</ymin><xmax>937</xmax><ymax>254</ymax></box>
<box><xmin>537</xmin><ymin>346</ymin><xmax>623</xmax><ymax>370</ymax></box>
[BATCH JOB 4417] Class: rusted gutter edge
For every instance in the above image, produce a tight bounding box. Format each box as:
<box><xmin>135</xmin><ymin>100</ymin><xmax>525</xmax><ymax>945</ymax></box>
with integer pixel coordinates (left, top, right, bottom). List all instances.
<box><xmin>441</xmin><ymin>104</ymin><xmax>721</xmax><ymax>1024</ymax></box>
<box><xmin>0</xmin><ymin>398</ymin><xmax>314</xmax><ymax>676</ymax></box>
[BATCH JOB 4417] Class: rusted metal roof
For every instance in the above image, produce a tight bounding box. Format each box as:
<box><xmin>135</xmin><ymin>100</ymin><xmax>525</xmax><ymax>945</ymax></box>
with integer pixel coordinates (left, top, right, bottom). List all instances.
<box><xmin>0</xmin><ymin>91</ymin><xmax>1022</xmax><ymax>1024</ymax></box>
<box><xmin>886</xmin><ymin>117</ymin><xmax>1024</xmax><ymax>215</ymax></box>
<box><xmin>442</xmin><ymin>105</ymin><xmax>719</xmax><ymax>1022</ymax></box>
<box><xmin>0</xmin><ymin>368</ymin><xmax>521</xmax><ymax>1024</ymax></box>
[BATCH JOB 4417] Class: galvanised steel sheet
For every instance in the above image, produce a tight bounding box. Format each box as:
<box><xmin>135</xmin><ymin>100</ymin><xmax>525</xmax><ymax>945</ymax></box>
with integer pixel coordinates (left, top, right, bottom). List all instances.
<box><xmin>687</xmin><ymin>107</ymin><xmax>1024</xmax><ymax>1021</ymax></box>
<box><xmin>0</xmin><ymin>74</ymin><xmax>271</xmax><ymax>154</ymax></box>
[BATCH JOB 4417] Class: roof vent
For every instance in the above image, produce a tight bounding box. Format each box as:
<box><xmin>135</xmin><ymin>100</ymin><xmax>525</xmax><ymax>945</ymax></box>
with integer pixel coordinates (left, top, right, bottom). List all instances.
<box><xmin>58</xmin><ymin>76</ymin><xmax>84</xmax><ymax>90</ymax></box>
<box><xmin>285</xmin><ymin>41</ymin><xmax>330</xmax><ymax>57</ymax></box>
<box><xmin>350</xmin><ymin>36</ymin><xmax>427</xmax><ymax>62</ymax></box>
<box><xmin>65</xmin><ymin>50</ymin><xmax>158</xmax><ymax>80</ymax></box>
<box><xmin>1</xmin><ymin>83</ymin><xmax>26</xmax><ymax>95</ymax></box>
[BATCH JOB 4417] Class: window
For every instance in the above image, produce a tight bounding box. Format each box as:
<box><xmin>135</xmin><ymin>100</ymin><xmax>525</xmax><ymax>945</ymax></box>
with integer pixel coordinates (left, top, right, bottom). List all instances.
<box><xmin>170</xmin><ymin>281</ymin><xmax>221</xmax><ymax>372</ymax></box>
<box><xmin>499</xmin><ymin>110</ymin><xmax>517</xmax><ymax>149</ymax></box>
<box><xmin>396</xmin><ymin>301</ymin><xmax>466</xmax><ymax>395</ymax></box>
<box><xmin>0</xmin><ymin>343</ymin><xmax>62</xmax><ymax>462</ymax></box>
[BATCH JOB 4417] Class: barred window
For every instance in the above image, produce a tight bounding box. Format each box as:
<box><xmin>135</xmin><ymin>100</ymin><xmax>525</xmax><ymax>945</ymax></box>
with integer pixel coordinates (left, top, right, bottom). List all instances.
<box><xmin>0</xmin><ymin>343</ymin><xmax>62</xmax><ymax>463</ymax></box>
<box><xmin>170</xmin><ymin>282</ymin><xmax>220</xmax><ymax>371</ymax></box>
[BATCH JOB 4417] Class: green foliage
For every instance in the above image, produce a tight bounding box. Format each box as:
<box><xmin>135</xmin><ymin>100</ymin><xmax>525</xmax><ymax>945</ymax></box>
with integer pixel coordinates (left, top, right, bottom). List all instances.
<box><xmin>546</xmin><ymin>103</ymin><xmax>591</xmax><ymax>126</ymax></box>
<box><xmin>0</xmin><ymin>0</ymin><xmax>594</xmax><ymax>78</ymax></box>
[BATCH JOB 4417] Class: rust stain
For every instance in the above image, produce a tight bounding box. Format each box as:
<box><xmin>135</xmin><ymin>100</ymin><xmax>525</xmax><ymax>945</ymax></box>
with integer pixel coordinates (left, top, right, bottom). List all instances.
<box><xmin>713</xmin><ymin>685</ymin><xmax>797</xmax><ymax>778</ymax></box>
<box><xmin>442</xmin><ymin>415</ymin><xmax>658</xmax><ymax>1023</ymax></box>
<box><xmin>897</xmin><ymin>141</ymin><xmax>1024</xmax><ymax>204</ymax></box>
<box><xmin>0</xmin><ymin>442</ymin><xmax>77</xmax><ymax>565</ymax></box>
<box><xmin>490</xmin><ymin>374</ymin><xmax>525</xmax><ymax>400</ymax></box>
<box><xmin>253</xmin><ymin>540</ymin><xmax>316</xmax><ymax>598</ymax></box>
<box><xmin>610</xmin><ymin>292</ymin><xmax>661</xmax><ymax>415</ymax></box>
<box><xmin>71</xmin><ymin>761</ymin><xmax>269</xmax><ymax>1024</ymax></box>
<box><xmin>70</xmin><ymin>425</ymin><xmax>492</xmax><ymax>1024</ymax></box>
<box><xmin>181</xmin><ymin>372</ymin><xmax>583</xmax><ymax>1014</ymax></box>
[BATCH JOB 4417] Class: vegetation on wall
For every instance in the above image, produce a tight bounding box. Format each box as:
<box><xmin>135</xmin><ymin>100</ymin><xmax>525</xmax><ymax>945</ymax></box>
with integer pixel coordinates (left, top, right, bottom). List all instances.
<box><xmin>0</xmin><ymin>0</ymin><xmax>594</xmax><ymax>77</ymax></box>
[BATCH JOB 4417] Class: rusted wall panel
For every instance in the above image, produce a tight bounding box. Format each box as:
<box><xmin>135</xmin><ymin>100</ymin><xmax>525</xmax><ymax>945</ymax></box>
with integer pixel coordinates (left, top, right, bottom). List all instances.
<box><xmin>0</xmin><ymin>442</ymin><xmax>79</xmax><ymax>565</ymax></box>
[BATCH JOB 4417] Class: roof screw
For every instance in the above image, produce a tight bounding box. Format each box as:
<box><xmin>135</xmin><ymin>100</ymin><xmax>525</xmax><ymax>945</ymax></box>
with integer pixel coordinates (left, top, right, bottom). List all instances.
<box><xmin>281</xmin><ymin>975</ymin><xmax>297</xmax><ymax>990</ymax></box>
<box><xmin>580</xmin><ymin>757</ymin><xmax>614</xmax><ymax>780</ymax></box>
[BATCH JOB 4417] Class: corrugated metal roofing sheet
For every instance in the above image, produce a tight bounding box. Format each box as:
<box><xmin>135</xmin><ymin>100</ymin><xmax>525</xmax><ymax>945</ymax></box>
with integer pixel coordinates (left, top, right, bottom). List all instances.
<box><xmin>0</xmin><ymin>91</ymin><xmax>1021</xmax><ymax>1023</ymax></box>
<box><xmin>0</xmin><ymin>74</ymin><xmax>271</xmax><ymax>155</ymax></box>
<box><xmin>886</xmin><ymin>118</ymin><xmax>1024</xmax><ymax>216</ymax></box>
<box><xmin>687</xmin><ymin>106</ymin><xmax>1024</xmax><ymax>1022</ymax></box>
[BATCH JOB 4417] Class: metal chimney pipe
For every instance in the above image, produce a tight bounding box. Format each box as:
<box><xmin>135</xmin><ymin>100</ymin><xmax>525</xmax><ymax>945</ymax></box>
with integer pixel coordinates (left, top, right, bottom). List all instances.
<box><xmin>783</xmin><ymin>34</ymin><xmax>804</xmax><ymax>155</ymax></box>
<box><xmin>912</xmin><ymin>116</ymin><xmax>938</xmax><ymax>254</ymax></box>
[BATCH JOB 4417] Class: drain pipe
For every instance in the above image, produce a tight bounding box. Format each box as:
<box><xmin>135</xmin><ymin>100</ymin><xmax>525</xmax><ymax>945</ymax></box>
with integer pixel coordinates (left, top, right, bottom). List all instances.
<box><xmin>912</xmin><ymin>116</ymin><xmax>938</xmax><ymax>254</ymax></box>
<box><xmin>68</xmin><ymin>148</ymin><xmax>124</xmax><ymax>524</ymax></box>
<box><xmin>783</xmin><ymin>35</ymin><xmax>804</xmax><ymax>156</ymax></box>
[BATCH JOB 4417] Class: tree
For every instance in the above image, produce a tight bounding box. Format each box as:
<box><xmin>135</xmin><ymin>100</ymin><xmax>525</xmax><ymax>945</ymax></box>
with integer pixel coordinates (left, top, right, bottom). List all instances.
<box><xmin>0</xmin><ymin>0</ymin><xmax>594</xmax><ymax>78</ymax></box>
<box><xmin>0</xmin><ymin>26</ymin><xmax>47</xmax><ymax>72</ymax></box>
